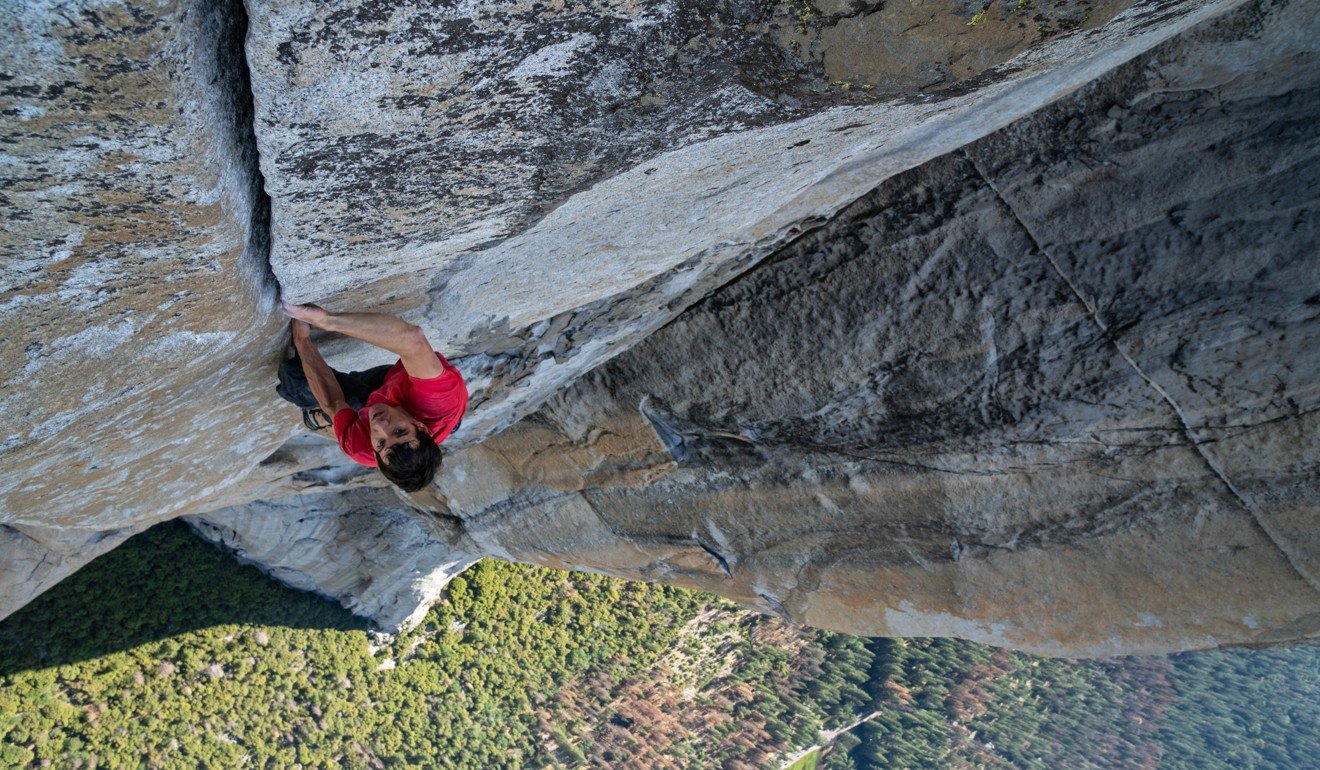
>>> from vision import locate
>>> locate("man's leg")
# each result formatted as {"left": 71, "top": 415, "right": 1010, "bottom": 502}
{"left": 276, "top": 355, "right": 320, "bottom": 409}
{"left": 339, "top": 364, "right": 393, "bottom": 410}
{"left": 276, "top": 355, "right": 334, "bottom": 430}
{"left": 276, "top": 356, "right": 390, "bottom": 430}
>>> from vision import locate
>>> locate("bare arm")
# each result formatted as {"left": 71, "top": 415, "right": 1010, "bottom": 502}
{"left": 291, "top": 320, "right": 350, "bottom": 416}
{"left": 283, "top": 302, "right": 444, "bottom": 379}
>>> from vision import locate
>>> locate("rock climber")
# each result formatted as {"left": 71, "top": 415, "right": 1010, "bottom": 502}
{"left": 275, "top": 302, "right": 467, "bottom": 492}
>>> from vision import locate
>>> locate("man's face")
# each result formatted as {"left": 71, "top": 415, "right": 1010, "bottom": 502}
{"left": 368, "top": 403, "right": 423, "bottom": 464}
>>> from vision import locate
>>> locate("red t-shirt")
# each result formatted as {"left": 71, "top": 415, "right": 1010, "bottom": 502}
{"left": 332, "top": 352, "right": 468, "bottom": 467}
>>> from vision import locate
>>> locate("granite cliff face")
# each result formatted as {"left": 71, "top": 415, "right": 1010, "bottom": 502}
{"left": 0, "top": 0, "right": 289, "bottom": 614}
{"left": 438, "top": 2, "right": 1320, "bottom": 655}
{"left": 2, "top": 0, "right": 1316, "bottom": 656}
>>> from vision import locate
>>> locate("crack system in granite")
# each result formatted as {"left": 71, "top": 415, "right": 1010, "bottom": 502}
{"left": 963, "top": 150, "right": 1320, "bottom": 595}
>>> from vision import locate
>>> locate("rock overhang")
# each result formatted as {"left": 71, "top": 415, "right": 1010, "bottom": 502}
{"left": 253, "top": 0, "right": 1252, "bottom": 445}
{"left": 2, "top": 0, "right": 1316, "bottom": 657}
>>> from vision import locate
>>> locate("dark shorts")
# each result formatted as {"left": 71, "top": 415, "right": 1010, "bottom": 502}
{"left": 275, "top": 355, "right": 393, "bottom": 413}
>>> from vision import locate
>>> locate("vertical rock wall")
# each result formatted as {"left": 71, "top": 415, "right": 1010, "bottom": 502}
{"left": 433, "top": 0, "right": 1320, "bottom": 655}
{"left": 249, "top": 0, "right": 1245, "bottom": 445}
{"left": 0, "top": 0, "right": 293, "bottom": 616}
{"left": 2, "top": 0, "right": 1315, "bottom": 655}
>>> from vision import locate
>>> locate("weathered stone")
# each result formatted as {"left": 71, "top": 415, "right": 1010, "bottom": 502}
{"left": 427, "top": 0, "right": 1320, "bottom": 655}
{"left": 0, "top": 0, "right": 301, "bottom": 554}
{"left": 186, "top": 488, "right": 476, "bottom": 630}
{"left": 2, "top": 0, "right": 1315, "bottom": 658}
{"left": 783, "top": 0, "right": 1138, "bottom": 94}
{"left": 250, "top": 0, "right": 1242, "bottom": 446}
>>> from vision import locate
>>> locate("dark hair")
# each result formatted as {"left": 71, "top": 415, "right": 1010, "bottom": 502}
{"left": 376, "top": 429, "right": 442, "bottom": 492}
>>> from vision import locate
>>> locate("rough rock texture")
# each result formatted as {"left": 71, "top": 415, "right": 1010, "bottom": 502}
{"left": 0, "top": 0, "right": 296, "bottom": 616}
{"left": 185, "top": 488, "right": 476, "bottom": 630}
{"left": 249, "top": 0, "right": 1142, "bottom": 305}
{"left": 783, "top": 0, "right": 1138, "bottom": 92}
{"left": 428, "top": 0, "right": 1320, "bottom": 655}
{"left": 250, "top": 0, "right": 1242, "bottom": 446}
{"left": 3, "top": 0, "right": 1316, "bottom": 655}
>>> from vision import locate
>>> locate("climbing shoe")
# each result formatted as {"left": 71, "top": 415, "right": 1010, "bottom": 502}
{"left": 302, "top": 407, "right": 332, "bottom": 432}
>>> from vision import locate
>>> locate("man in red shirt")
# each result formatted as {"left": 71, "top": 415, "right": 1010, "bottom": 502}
{"left": 278, "top": 302, "right": 468, "bottom": 492}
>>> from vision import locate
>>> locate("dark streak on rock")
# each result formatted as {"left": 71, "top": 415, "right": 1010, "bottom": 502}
{"left": 694, "top": 536, "right": 733, "bottom": 578}
{"left": 758, "top": 592, "right": 791, "bottom": 620}
{"left": 209, "top": 0, "right": 279, "bottom": 305}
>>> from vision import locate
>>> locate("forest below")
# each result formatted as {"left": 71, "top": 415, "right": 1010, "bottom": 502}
{"left": 0, "top": 522, "right": 1315, "bottom": 769}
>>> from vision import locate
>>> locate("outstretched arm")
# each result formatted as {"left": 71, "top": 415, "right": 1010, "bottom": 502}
{"left": 291, "top": 320, "right": 349, "bottom": 416}
{"left": 283, "top": 302, "right": 444, "bottom": 379}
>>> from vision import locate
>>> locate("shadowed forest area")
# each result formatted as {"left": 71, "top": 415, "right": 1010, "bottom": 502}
{"left": 0, "top": 522, "right": 1316, "bottom": 769}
